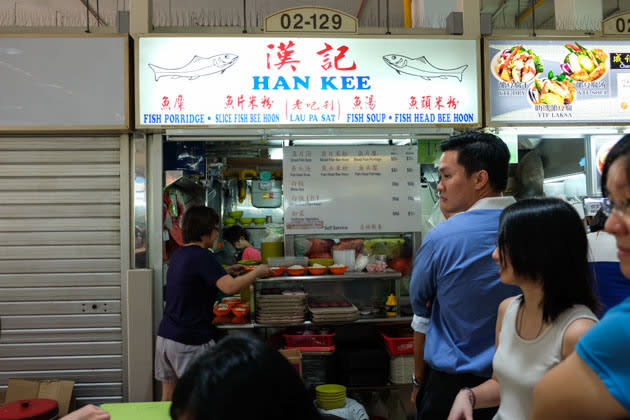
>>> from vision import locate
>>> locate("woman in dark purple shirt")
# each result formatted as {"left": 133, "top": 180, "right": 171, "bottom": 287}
{"left": 155, "top": 206, "right": 269, "bottom": 400}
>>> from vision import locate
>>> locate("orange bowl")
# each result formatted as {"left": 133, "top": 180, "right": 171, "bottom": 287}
{"left": 287, "top": 267, "right": 306, "bottom": 276}
{"left": 329, "top": 265, "right": 348, "bottom": 275}
{"left": 213, "top": 304, "right": 231, "bottom": 316}
{"left": 307, "top": 266, "right": 328, "bottom": 275}
{"left": 270, "top": 266, "right": 287, "bottom": 277}
{"left": 222, "top": 297, "right": 241, "bottom": 306}
{"left": 232, "top": 306, "right": 250, "bottom": 317}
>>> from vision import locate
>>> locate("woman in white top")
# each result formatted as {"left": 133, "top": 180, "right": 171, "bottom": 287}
{"left": 447, "top": 198, "right": 600, "bottom": 420}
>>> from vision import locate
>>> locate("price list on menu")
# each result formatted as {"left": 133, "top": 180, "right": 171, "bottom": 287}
{"left": 283, "top": 145, "right": 421, "bottom": 234}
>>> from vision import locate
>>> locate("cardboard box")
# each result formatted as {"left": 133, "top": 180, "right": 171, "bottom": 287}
{"left": 4, "top": 379, "right": 74, "bottom": 416}
{"left": 278, "top": 348, "right": 302, "bottom": 378}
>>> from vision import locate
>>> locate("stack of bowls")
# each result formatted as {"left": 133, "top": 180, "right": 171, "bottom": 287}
{"left": 315, "top": 384, "right": 346, "bottom": 410}
{"left": 227, "top": 211, "right": 243, "bottom": 226}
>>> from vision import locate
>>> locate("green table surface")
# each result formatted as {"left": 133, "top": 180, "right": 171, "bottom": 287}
{"left": 100, "top": 402, "right": 171, "bottom": 420}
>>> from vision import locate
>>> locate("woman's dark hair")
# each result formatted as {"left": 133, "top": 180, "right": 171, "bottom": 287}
{"left": 601, "top": 134, "right": 630, "bottom": 197}
{"left": 222, "top": 225, "right": 249, "bottom": 246}
{"left": 182, "top": 206, "right": 219, "bottom": 243}
{"left": 440, "top": 131, "right": 510, "bottom": 193}
{"left": 497, "top": 198, "right": 600, "bottom": 322}
{"left": 170, "top": 334, "right": 323, "bottom": 420}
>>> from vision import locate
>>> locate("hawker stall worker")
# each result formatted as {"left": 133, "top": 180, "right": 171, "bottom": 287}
{"left": 531, "top": 135, "right": 630, "bottom": 420}
{"left": 214, "top": 224, "right": 261, "bottom": 265}
{"left": 155, "top": 206, "right": 269, "bottom": 401}
{"left": 409, "top": 132, "right": 519, "bottom": 420}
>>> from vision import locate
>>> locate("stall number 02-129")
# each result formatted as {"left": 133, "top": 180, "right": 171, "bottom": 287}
{"left": 281, "top": 12, "right": 342, "bottom": 31}
{"left": 265, "top": 8, "right": 358, "bottom": 33}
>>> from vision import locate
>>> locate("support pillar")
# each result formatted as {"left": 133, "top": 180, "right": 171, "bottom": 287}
{"left": 554, "top": 0, "right": 602, "bottom": 31}
{"left": 458, "top": 0, "right": 481, "bottom": 37}
{"left": 411, "top": 0, "right": 457, "bottom": 28}
{"left": 130, "top": 0, "right": 152, "bottom": 34}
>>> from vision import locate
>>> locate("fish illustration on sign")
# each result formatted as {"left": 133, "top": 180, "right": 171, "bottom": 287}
{"left": 148, "top": 53, "right": 238, "bottom": 81}
{"left": 383, "top": 54, "right": 468, "bottom": 82}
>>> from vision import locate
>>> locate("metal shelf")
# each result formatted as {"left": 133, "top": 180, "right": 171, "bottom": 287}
{"left": 256, "top": 270, "right": 402, "bottom": 283}
{"left": 215, "top": 316, "right": 412, "bottom": 329}
{"left": 215, "top": 322, "right": 255, "bottom": 330}
{"left": 222, "top": 224, "right": 283, "bottom": 230}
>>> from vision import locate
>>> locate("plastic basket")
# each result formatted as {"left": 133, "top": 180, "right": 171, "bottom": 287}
{"left": 283, "top": 333, "right": 335, "bottom": 348}
{"left": 388, "top": 351, "right": 414, "bottom": 384}
{"left": 380, "top": 330, "right": 413, "bottom": 355}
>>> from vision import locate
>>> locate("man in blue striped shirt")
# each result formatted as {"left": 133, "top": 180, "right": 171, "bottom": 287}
{"left": 410, "top": 132, "right": 519, "bottom": 420}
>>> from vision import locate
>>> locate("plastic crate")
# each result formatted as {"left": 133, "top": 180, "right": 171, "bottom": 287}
{"left": 380, "top": 329, "right": 413, "bottom": 355}
{"left": 283, "top": 332, "right": 335, "bottom": 348}
{"left": 388, "top": 351, "right": 414, "bottom": 384}
{"left": 284, "top": 345, "right": 335, "bottom": 353}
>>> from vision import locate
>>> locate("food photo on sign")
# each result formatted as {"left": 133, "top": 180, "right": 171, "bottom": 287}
{"left": 487, "top": 39, "right": 630, "bottom": 124}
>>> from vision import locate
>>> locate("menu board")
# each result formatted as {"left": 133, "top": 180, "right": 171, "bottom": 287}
{"left": 137, "top": 36, "right": 479, "bottom": 127}
{"left": 487, "top": 39, "right": 630, "bottom": 124}
{"left": 283, "top": 145, "right": 421, "bottom": 234}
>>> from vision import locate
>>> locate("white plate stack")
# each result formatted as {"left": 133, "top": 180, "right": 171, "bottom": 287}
{"left": 255, "top": 291, "right": 307, "bottom": 324}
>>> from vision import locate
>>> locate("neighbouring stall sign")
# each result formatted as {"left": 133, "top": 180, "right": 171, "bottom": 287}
{"left": 265, "top": 7, "right": 358, "bottom": 34}
{"left": 602, "top": 12, "right": 630, "bottom": 36}
{"left": 283, "top": 145, "right": 421, "bottom": 234}
{"left": 487, "top": 39, "right": 630, "bottom": 124}
{"left": 138, "top": 37, "right": 479, "bottom": 127}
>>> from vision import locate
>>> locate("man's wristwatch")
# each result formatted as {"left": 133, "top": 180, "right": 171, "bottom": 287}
{"left": 412, "top": 374, "right": 421, "bottom": 388}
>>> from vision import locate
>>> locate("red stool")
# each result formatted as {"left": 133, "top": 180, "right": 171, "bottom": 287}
{"left": 0, "top": 399, "right": 59, "bottom": 420}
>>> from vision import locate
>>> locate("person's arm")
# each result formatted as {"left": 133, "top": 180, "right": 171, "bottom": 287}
{"left": 225, "top": 264, "right": 246, "bottom": 277}
{"left": 61, "top": 405, "right": 110, "bottom": 420}
{"left": 216, "top": 264, "right": 269, "bottom": 295}
{"left": 447, "top": 297, "right": 512, "bottom": 420}
{"left": 531, "top": 351, "right": 629, "bottom": 420}
{"left": 410, "top": 329, "right": 426, "bottom": 404}
{"left": 409, "top": 236, "right": 439, "bottom": 404}
{"left": 448, "top": 379, "right": 500, "bottom": 420}
{"left": 560, "top": 318, "right": 596, "bottom": 359}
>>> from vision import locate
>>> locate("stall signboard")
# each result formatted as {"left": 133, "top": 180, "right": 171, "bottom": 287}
{"left": 138, "top": 36, "right": 479, "bottom": 127}
{"left": 283, "top": 145, "right": 421, "bottom": 234}
{"left": 487, "top": 39, "right": 630, "bottom": 124}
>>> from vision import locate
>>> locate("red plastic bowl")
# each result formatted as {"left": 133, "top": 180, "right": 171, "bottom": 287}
{"left": 213, "top": 304, "right": 231, "bottom": 316}
{"left": 287, "top": 267, "right": 306, "bottom": 276}
{"left": 329, "top": 265, "right": 348, "bottom": 275}
{"left": 232, "top": 306, "right": 250, "bottom": 317}
{"left": 270, "top": 267, "right": 287, "bottom": 277}
{"left": 222, "top": 297, "right": 241, "bottom": 306}
{"left": 307, "top": 266, "right": 328, "bottom": 275}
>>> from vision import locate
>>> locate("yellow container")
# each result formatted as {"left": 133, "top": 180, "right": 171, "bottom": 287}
{"left": 240, "top": 284, "right": 251, "bottom": 306}
{"left": 261, "top": 241, "right": 283, "bottom": 264}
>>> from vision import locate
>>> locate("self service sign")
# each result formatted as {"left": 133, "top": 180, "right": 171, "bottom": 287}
{"left": 137, "top": 36, "right": 479, "bottom": 127}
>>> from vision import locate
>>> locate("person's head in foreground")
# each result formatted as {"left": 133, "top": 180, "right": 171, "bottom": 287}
{"left": 601, "top": 134, "right": 630, "bottom": 278}
{"left": 495, "top": 197, "right": 599, "bottom": 321}
{"left": 438, "top": 131, "right": 510, "bottom": 216}
{"left": 170, "top": 334, "right": 322, "bottom": 420}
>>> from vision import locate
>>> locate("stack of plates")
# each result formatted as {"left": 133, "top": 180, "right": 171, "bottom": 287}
{"left": 315, "top": 384, "right": 346, "bottom": 410}
{"left": 255, "top": 291, "right": 306, "bottom": 324}
{"left": 309, "top": 300, "right": 359, "bottom": 323}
